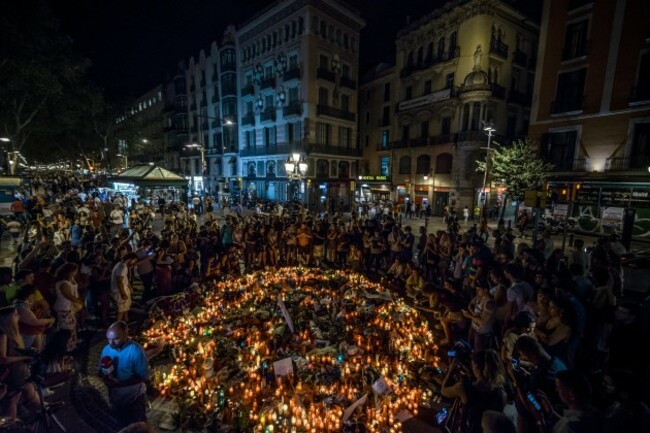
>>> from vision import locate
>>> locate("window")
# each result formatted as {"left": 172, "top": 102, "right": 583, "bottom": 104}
{"left": 317, "top": 159, "right": 329, "bottom": 177}
{"left": 245, "top": 130, "right": 254, "bottom": 149}
{"left": 365, "top": 111, "right": 370, "bottom": 124}
{"left": 471, "top": 102, "right": 481, "bottom": 131}
{"left": 407, "top": 51, "right": 414, "bottom": 67}
{"left": 398, "top": 156, "right": 411, "bottom": 174}
{"left": 221, "top": 74, "right": 236, "bottom": 95}
{"left": 288, "top": 87, "right": 299, "bottom": 103}
{"left": 401, "top": 125, "right": 410, "bottom": 143}
{"left": 435, "top": 153, "right": 453, "bottom": 174}
{"left": 441, "top": 117, "right": 451, "bottom": 135}
{"left": 316, "top": 122, "right": 331, "bottom": 145}
{"left": 426, "top": 43, "right": 433, "bottom": 61}
{"left": 420, "top": 121, "right": 429, "bottom": 138}
{"left": 318, "top": 87, "right": 329, "bottom": 105}
{"left": 630, "top": 123, "right": 650, "bottom": 168}
{"left": 338, "top": 161, "right": 349, "bottom": 178}
{"left": 416, "top": 155, "right": 431, "bottom": 174}
{"left": 437, "top": 37, "right": 445, "bottom": 60}
{"left": 319, "top": 54, "right": 328, "bottom": 69}
{"left": 264, "top": 95, "right": 273, "bottom": 108}
{"left": 381, "top": 130, "right": 389, "bottom": 147}
{"left": 417, "top": 47, "right": 424, "bottom": 66}
{"left": 449, "top": 32, "right": 457, "bottom": 55}
{"left": 289, "top": 54, "right": 298, "bottom": 70}
{"left": 424, "top": 80, "right": 431, "bottom": 95}
{"left": 553, "top": 68, "right": 586, "bottom": 112}
{"left": 563, "top": 20, "right": 588, "bottom": 59}
{"left": 405, "top": 86, "right": 412, "bottom": 100}
{"left": 342, "top": 64, "right": 350, "bottom": 78}
{"left": 446, "top": 73, "right": 455, "bottom": 89}
{"left": 382, "top": 106, "right": 390, "bottom": 126}
{"left": 380, "top": 156, "right": 390, "bottom": 176}
{"left": 384, "top": 83, "right": 391, "bottom": 102}
{"left": 542, "top": 131, "right": 577, "bottom": 169}
{"left": 264, "top": 127, "right": 276, "bottom": 146}
{"left": 341, "top": 94, "right": 350, "bottom": 111}
{"left": 339, "top": 127, "right": 351, "bottom": 148}
{"left": 286, "top": 123, "right": 295, "bottom": 144}
{"left": 320, "top": 21, "right": 327, "bottom": 38}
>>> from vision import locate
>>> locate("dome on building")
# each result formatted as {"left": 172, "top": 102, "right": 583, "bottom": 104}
{"left": 463, "top": 68, "right": 489, "bottom": 88}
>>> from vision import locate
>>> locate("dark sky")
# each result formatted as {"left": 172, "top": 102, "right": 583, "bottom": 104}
{"left": 49, "top": 0, "right": 445, "bottom": 99}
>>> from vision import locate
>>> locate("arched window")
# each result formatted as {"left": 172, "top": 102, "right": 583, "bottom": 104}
{"left": 471, "top": 102, "right": 481, "bottom": 131}
{"left": 267, "top": 161, "right": 276, "bottom": 178}
{"left": 435, "top": 153, "right": 453, "bottom": 174}
{"left": 248, "top": 162, "right": 257, "bottom": 177}
{"left": 338, "top": 161, "right": 349, "bottom": 178}
{"left": 449, "top": 32, "right": 457, "bottom": 55}
{"left": 316, "top": 159, "right": 329, "bottom": 178}
{"left": 398, "top": 156, "right": 411, "bottom": 174}
{"left": 437, "top": 37, "right": 445, "bottom": 60}
{"left": 416, "top": 155, "right": 431, "bottom": 174}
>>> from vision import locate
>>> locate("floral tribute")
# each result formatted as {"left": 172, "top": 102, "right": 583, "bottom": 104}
{"left": 142, "top": 267, "right": 442, "bottom": 432}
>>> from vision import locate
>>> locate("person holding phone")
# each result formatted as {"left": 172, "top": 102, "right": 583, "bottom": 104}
{"left": 440, "top": 349, "right": 507, "bottom": 433}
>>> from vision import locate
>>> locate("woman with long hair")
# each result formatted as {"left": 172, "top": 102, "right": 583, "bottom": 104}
{"left": 53, "top": 263, "right": 83, "bottom": 352}
{"left": 13, "top": 284, "right": 55, "bottom": 352}
{"left": 441, "top": 349, "right": 507, "bottom": 433}
{"left": 0, "top": 306, "right": 42, "bottom": 419}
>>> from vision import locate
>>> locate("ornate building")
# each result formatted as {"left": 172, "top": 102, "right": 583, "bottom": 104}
{"left": 359, "top": 0, "right": 539, "bottom": 214}
{"left": 236, "top": 0, "right": 365, "bottom": 210}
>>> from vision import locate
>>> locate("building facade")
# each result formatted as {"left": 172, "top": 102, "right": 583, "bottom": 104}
{"left": 359, "top": 0, "right": 539, "bottom": 215}
{"left": 236, "top": 0, "right": 365, "bottom": 210}
{"left": 162, "top": 62, "right": 189, "bottom": 174}
{"left": 528, "top": 0, "right": 650, "bottom": 237}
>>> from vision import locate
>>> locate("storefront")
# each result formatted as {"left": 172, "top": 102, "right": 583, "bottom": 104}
{"left": 357, "top": 175, "right": 391, "bottom": 203}
{"left": 413, "top": 184, "right": 430, "bottom": 205}
{"left": 110, "top": 165, "right": 188, "bottom": 204}
{"left": 548, "top": 180, "right": 650, "bottom": 238}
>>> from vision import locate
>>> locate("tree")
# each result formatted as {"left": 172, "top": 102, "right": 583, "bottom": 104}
{"left": 0, "top": 0, "right": 91, "bottom": 172}
{"left": 476, "top": 138, "right": 555, "bottom": 216}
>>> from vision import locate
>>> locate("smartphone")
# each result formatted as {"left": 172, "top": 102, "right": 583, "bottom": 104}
{"left": 526, "top": 392, "right": 542, "bottom": 411}
{"left": 511, "top": 357, "right": 520, "bottom": 372}
{"left": 447, "top": 350, "right": 456, "bottom": 358}
{"left": 435, "top": 407, "right": 449, "bottom": 425}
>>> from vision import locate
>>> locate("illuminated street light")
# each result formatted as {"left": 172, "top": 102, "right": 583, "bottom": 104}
{"left": 480, "top": 121, "right": 496, "bottom": 216}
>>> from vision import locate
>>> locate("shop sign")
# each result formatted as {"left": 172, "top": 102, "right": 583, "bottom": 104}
{"left": 358, "top": 175, "right": 390, "bottom": 182}
{"left": 398, "top": 88, "right": 452, "bottom": 111}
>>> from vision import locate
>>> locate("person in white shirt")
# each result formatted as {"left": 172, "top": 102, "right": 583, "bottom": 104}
{"left": 111, "top": 253, "right": 138, "bottom": 322}
{"left": 109, "top": 205, "right": 125, "bottom": 236}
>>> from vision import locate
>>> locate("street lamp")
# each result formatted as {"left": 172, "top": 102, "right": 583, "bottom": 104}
{"left": 480, "top": 121, "right": 496, "bottom": 216}
{"left": 284, "top": 152, "right": 308, "bottom": 201}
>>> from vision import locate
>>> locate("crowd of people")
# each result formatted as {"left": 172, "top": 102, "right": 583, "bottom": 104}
{"left": 0, "top": 172, "right": 648, "bottom": 433}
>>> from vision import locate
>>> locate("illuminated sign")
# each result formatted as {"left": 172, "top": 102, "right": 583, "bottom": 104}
{"left": 358, "top": 175, "right": 390, "bottom": 182}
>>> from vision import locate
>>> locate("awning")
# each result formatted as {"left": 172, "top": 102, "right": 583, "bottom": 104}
{"left": 110, "top": 165, "right": 187, "bottom": 187}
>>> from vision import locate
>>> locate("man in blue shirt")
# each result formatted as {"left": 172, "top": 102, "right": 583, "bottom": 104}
{"left": 98, "top": 321, "right": 150, "bottom": 427}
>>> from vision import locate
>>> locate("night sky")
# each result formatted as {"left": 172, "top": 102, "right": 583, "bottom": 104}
{"left": 48, "top": 0, "right": 446, "bottom": 99}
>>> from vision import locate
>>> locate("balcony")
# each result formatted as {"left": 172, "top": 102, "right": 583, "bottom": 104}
{"left": 508, "top": 89, "right": 532, "bottom": 105}
{"left": 374, "top": 134, "right": 458, "bottom": 151}
{"left": 491, "top": 84, "right": 506, "bottom": 99}
{"left": 260, "top": 77, "right": 276, "bottom": 90}
{"left": 241, "top": 112, "right": 255, "bottom": 126}
{"left": 630, "top": 86, "right": 650, "bottom": 104}
{"left": 605, "top": 156, "right": 650, "bottom": 171}
{"left": 308, "top": 144, "right": 362, "bottom": 157}
{"left": 283, "top": 67, "right": 301, "bottom": 81}
{"left": 240, "top": 142, "right": 306, "bottom": 157}
{"left": 490, "top": 38, "right": 509, "bottom": 59}
{"left": 317, "top": 104, "right": 355, "bottom": 122}
{"left": 458, "top": 131, "right": 488, "bottom": 142}
{"left": 340, "top": 76, "right": 357, "bottom": 89}
{"left": 240, "top": 84, "right": 254, "bottom": 97}
{"left": 446, "top": 46, "right": 460, "bottom": 61}
{"left": 549, "top": 158, "right": 590, "bottom": 171}
{"left": 260, "top": 107, "right": 276, "bottom": 122}
{"left": 316, "top": 67, "right": 336, "bottom": 82}
{"left": 562, "top": 42, "right": 589, "bottom": 60}
{"left": 283, "top": 101, "right": 302, "bottom": 117}
{"left": 513, "top": 49, "right": 528, "bottom": 68}
{"left": 550, "top": 96, "right": 584, "bottom": 114}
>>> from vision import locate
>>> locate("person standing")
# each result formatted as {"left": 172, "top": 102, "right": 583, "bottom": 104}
{"left": 134, "top": 241, "right": 155, "bottom": 303}
{"left": 111, "top": 253, "right": 137, "bottom": 323}
{"left": 99, "top": 321, "right": 150, "bottom": 428}
{"left": 463, "top": 206, "right": 470, "bottom": 224}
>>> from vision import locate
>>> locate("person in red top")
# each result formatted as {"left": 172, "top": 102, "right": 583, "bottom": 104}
{"left": 10, "top": 198, "right": 24, "bottom": 223}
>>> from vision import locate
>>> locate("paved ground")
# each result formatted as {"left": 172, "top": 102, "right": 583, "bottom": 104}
{"left": 1, "top": 210, "right": 648, "bottom": 433}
